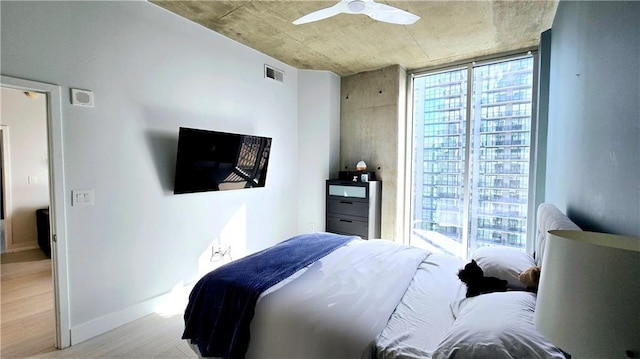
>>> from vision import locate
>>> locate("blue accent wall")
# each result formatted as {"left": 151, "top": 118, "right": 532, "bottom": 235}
{"left": 545, "top": 1, "right": 640, "bottom": 236}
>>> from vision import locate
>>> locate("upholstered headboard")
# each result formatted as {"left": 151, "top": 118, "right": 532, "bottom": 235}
{"left": 535, "top": 203, "right": 581, "bottom": 266}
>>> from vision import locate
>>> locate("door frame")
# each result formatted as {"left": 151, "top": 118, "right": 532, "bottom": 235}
{"left": 1, "top": 125, "right": 14, "bottom": 251}
{"left": 1, "top": 75, "right": 71, "bottom": 349}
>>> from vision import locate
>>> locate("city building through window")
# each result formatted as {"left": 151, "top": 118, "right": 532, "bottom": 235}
{"left": 409, "top": 54, "right": 536, "bottom": 258}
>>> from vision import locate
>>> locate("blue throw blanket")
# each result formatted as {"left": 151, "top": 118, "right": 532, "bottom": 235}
{"left": 182, "top": 232, "right": 358, "bottom": 358}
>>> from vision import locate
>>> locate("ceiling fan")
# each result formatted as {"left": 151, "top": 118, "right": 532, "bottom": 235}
{"left": 292, "top": 0, "right": 420, "bottom": 25}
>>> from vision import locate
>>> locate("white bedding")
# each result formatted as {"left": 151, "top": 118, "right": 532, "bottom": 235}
{"left": 433, "top": 292, "right": 566, "bottom": 359}
{"left": 375, "top": 255, "right": 465, "bottom": 359}
{"left": 245, "top": 239, "right": 430, "bottom": 359}
{"left": 189, "top": 205, "right": 575, "bottom": 359}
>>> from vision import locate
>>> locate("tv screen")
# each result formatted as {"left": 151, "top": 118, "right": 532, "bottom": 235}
{"left": 173, "top": 127, "right": 272, "bottom": 194}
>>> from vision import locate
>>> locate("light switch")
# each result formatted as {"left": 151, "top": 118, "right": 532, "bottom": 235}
{"left": 72, "top": 190, "right": 94, "bottom": 206}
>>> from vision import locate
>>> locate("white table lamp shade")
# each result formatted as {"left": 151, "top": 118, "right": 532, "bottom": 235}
{"left": 534, "top": 230, "right": 640, "bottom": 359}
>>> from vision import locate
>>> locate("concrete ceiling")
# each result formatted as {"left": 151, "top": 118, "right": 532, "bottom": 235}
{"left": 151, "top": 1, "right": 558, "bottom": 77}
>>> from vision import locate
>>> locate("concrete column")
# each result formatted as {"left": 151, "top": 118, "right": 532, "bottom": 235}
{"left": 340, "top": 65, "right": 406, "bottom": 241}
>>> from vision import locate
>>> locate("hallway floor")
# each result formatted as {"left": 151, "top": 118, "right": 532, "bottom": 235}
{"left": 1, "top": 249, "right": 56, "bottom": 358}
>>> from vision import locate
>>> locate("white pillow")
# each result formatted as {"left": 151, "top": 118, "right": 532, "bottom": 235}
{"left": 471, "top": 246, "right": 536, "bottom": 289}
{"left": 434, "top": 292, "right": 566, "bottom": 359}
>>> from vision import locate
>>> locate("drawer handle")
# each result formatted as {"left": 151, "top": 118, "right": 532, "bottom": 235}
{"left": 340, "top": 201, "right": 353, "bottom": 205}
{"left": 339, "top": 219, "right": 353, "bottom": 223}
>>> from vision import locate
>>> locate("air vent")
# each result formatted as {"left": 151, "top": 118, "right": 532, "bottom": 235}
{"left": 264, "top": 65, "right": 284, "bottom": 83}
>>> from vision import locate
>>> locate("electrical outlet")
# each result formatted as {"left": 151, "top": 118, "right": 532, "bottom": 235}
{"left": 309, "top": 223, "right": 316, "bottom": 231}
{"left": 210, "top": 243, "right": 232, "bottom": 262}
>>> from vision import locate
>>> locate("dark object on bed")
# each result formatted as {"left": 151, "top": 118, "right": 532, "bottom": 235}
{"left": 182, "top": 232, "right": 358, "bottom": 359}
{"left": 36, "top": 208, "right": 50, "bottom": 258}
{"left": 458, "top": 259, "right": 508, "bottom": 297}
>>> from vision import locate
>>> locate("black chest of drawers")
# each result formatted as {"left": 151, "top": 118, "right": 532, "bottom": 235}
{"left": 325, "top": 179, "right": 381, "bottom": 239}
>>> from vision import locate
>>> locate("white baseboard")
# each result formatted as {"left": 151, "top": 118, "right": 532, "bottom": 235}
{"left": 70, "top": 290, "right": 174, "bottom": 345}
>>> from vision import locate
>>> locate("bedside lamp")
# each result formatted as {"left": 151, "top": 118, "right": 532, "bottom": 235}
{"left": 534, "top": 230, "right": 640, "bottom": 358}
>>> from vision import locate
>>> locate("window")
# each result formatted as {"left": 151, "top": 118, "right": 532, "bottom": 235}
{"left": 408, "top": 54, "right": 537, "bottom": 258}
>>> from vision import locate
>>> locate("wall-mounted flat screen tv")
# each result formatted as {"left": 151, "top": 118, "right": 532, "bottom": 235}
{"left": 173, "top": 127, "right": 272, "bottom": 194}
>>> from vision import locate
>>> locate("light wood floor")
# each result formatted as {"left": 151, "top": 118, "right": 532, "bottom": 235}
{"left": 32, "top": 313, "right": 196, "bottom": 359}
{"left": 1, "top": 250, "right": 197, "bottom": 359}
{"left": 1, "top": 249, "right": 56, "bottom": 358}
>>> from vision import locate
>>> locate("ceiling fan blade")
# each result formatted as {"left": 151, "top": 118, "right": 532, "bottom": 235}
{"left": 366, "top": 2, "right": 420, "bottom": 25}
{"left": 292, "top": 2, "right": 348, "bottom": 25}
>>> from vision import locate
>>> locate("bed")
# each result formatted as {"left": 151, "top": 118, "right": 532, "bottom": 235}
{"left": 183, "top": 203, "right": 579, "bottom": 358}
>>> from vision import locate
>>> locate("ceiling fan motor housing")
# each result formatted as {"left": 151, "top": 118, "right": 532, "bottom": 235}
{"left": 347, "top": 0, "right": 366, "bottom": 13}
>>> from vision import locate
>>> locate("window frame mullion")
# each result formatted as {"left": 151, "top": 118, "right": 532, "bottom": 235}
{"left": 526, "top": 51, "right": 540, "bottom": 254}
{"left": 461, "top": 64, "right": 474, "bottom": 258}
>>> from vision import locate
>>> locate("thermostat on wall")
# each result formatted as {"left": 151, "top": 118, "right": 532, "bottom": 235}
{"left": 71, "top": 88, "right": 94, "bottom": 107}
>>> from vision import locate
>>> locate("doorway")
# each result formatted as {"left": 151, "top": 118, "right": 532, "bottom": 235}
{"left": 0, "top": 88, "right": 54, "bottom": 356}
{"left": 0, "top": 76, "right": 70, "bottom": 350}
{"left": 0, "top": 90, "right": 49, "bottom": 253}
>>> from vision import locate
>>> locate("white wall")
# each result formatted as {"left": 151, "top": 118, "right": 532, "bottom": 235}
{"left": 0, "top": 88, "right": 49, "bottom": 250}
{"left": 297, "top": 70, "right": 341, "bottom": 233}
{"left": 1, "top": 1, "right": 341, "bottom": 343}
